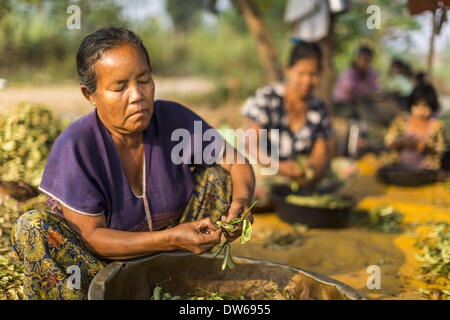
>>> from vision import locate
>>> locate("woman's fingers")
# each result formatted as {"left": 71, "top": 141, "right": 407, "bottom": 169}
{"left": 173, "top": 220, "right": 221, "bottom": 254}
{"left": 196, "top": 217, "right": 219, "bottom": 232}
{"left": 225, "top": 201, "right": 246, "bottom": 221}
{"left": 195, "top": 219, "right": 222, "bottom": 247}
{"left": 246, "top": 212, "right": 254, "bottom": 225}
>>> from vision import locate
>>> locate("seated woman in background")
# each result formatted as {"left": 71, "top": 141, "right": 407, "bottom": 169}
{"left": 332, "top": 46, "right": 380, "bottom": 153}
{"left": 332, "top": 45, "right": 380, "bottom": 114}
{"left": 383, "top": 78, "right": 446, "bottom": 170}
{"left": 241, "top": 40, "right": 357, "bottom": 209}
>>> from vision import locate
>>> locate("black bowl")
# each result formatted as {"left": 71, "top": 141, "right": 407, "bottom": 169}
{"left": 269, "top": 184, "right": 355, "bottom": 228}
{"left": 377, "top": 165, "right": 437, "bottom": 186}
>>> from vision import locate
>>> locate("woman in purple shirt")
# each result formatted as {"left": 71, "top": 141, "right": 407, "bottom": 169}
{"left": 333, "top": 45, "right": 380, "bottom": 105}
{"left": 11, "top": 27, "right": 255, "bottom": 300}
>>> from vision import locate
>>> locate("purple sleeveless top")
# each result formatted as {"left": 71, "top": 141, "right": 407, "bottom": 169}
{"left": 39, "top": 100, "right": 223, "bottom": 232}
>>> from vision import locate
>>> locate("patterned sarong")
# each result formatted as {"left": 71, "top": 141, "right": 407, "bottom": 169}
{"left": 11, "top": 165, "right": 232, "bottom": 300}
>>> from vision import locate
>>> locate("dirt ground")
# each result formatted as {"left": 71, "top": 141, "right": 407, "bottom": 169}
{"left": 1, "top": 82, "right": 449, "bottom": 300}
{"left": 0, "top": 77, "right": 217, "bottom": 120}
{"left": 232, "top": 154, "right": 449, "bottom": 300}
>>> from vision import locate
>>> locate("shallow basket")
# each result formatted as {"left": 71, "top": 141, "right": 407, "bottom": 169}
{"left": 88, "top": 252, "right": 368, "bottom": 300}
{"left": 377, "top": 165, "right": 437, "bottom": 186}
{"left": 270, "top": 184, "right": 355, "bottom": 228}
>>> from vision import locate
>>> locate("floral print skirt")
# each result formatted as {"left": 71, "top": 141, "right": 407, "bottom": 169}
{"left": 10, "top": 165, "right": 232, "bottom": 300}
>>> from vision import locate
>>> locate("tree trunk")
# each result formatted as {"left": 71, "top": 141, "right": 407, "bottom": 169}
{"left": 427, "top": 10, "right": 437, "bottom": 76}
{"left": 315, "top": 14, "right": 335, "bottom": 114}
{"left": 232, "top": 0, "right": 284, "bottom": 83}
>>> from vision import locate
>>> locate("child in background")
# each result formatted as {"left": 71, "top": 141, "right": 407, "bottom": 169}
{"left": 383, "top": 78, "right": 446, "bottom": 170}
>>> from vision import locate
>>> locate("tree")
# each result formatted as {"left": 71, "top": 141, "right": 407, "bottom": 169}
{"left": 426, "top": 7, "right": 448, "bottom": 75}
{"left": 166, "top": 0, "right": 205, "bottom": 34}
{"left": 231, "top": 0, "right": 284, "bottom": 83}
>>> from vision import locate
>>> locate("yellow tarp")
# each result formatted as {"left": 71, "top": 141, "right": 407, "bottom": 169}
{"left": 231, "top": 154, "right": 449, "bottom": 300}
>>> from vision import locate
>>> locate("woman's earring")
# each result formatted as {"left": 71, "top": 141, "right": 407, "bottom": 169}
{"left": 91, "top": 101, "right": 96, "bottom": 106}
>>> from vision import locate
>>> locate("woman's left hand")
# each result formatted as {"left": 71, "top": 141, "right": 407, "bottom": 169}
{"left": 221, "top": 198, "right": 254, "bottom": 242}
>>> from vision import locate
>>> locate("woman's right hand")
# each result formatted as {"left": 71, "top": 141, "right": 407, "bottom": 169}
{"left": 170, "top": 218, "right": 222, "bottom": 255}
{"left": 278, "top": 160, "right": 311, "bottom": 185}
{"left": 278, "top": 160, "right": 303, "bottom": 178}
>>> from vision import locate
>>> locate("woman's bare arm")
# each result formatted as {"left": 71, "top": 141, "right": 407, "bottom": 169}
{"left": 308, "top": 137, "right": 330, "bottom": 184}
{"left": 62, "top": 206, "right": 221, "bottom": 260}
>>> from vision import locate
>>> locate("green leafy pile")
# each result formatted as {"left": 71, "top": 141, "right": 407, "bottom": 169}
{"left": 285, "top": 194, "right": 352, "bottom": 209}
{"left": 0, "top": 194, "right": 48, "bottom": 252}
{"left": 150, "top": 286, "right": 251, "bottom": 300}
{"left": 0, "top": 256, "right": 24, "bottom": 300}
{"left": 367, "top": 204, "right": 404, "bottom": 233}
{"left": 0, "top": 104, "right": 68, "bottom": 186}
{"left": 150, "top": 283, "right": 292, "bottom": 300}
{"left": 0, "top": 195, "right": 48, "bottom": 300}
{"left": 263, "top": 224, "right": 308, "bottom": 250}
{"left": 150, "top": 285, "right": 182, "bottom": 300}
{"left": 414, "top": 222, "right": 450, "bottom": 300}
{"left": 211, "top": 201, "right": 256, "bottom": 271}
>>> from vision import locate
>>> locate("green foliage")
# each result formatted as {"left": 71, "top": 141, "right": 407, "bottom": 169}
{"left": 415, "top": 222, "right": 449, "bottom": 279}
{"left": 182, "top": 22, "right": 266, "bottom": 96}
{"left": 0, "top": 0, "right": 448, "bottom": 99}
{"left": 414, "top": 222, "right": 450, "bottom": 300}
{"left": 0, "top": 194, "right": 49, "bottom": 300}
{"left": 285, "top": 194, "right": 353, "bottom": 209}
{"left": 0, "top": 104, "right": 69, "bottom": 186}
{"left": 0, "top": 256, "right": 24, "bottom": 300}
{"left": 367, "top": 204, "right": 404, "bottom": 233}
{"left": 150, "top": 285, "right": 182, "bottom": 300}
{"left": 0, "top": 0, "right": 126, "bottom": 82}
{"left": 150, "top": 285, "right": 252, "bottom": 300}
{"left": 333, "top": 0, "right": 420, "bottom": 76}
{"left": 166, "top": 0, "right": 204, "bottom": 32}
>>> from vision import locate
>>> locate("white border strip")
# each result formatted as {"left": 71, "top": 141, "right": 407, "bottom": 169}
{"left": 38, "top": 187, "right": 105, "bottom": 217}
{"left": 141, "top": 153, "right": 153, "bottom": 231}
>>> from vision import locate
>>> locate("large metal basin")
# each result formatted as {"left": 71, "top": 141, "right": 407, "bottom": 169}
{"left": 88, "top": 252, "right": 368, "bottom": 300}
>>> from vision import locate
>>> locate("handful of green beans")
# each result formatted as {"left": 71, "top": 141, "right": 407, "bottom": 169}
{"left": 210, "top": 201, "right": 257, "bottom": 271}
{"left": 414, "top": 222, "right": 450, "bottom": 300}
{"left": 150, "top": 286, "right": 251, "bottom": 300}
{"left": 150, "top": 285, "right": 182, "bottom": 300}
{"left": 290, "top": 156, "right": 315, "bottom": 192}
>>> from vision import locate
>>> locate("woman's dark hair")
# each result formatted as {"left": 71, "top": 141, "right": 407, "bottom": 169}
{"left": 391, "top": 58, "right": 413, "bottom": 78}
{"left": 288, "top": 39, "right": 322, "bottom": 70}
{"left": 357, "top": 45, "right": 373, "bottom": 58}
{"left": 351, "top": 45, "right": 374, "bottom": 71}
{"left": 408, "top": 76, "right": 440, "bottom": 112}
{"left": 76, "top": 27, "right": 151, "bottom": 94}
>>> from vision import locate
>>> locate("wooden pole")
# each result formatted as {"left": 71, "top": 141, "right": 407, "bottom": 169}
{"left": 316, "top": 13, "right": 336, "bottom": 113}
{"left": 427, "top": 9, "right": 437, "bottom": 76}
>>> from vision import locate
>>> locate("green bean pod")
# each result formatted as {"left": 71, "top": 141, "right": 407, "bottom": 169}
{"left": 152, "top": 286, "right": 162, "bottom": 300}
{"left": 210, "top": 241, "right": 226, "bottom": 259}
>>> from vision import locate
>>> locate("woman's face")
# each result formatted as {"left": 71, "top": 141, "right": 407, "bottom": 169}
{"left": 284, "top": 58, "right": 320, "bottom": 99}
{"left": 411, "top": 100, "right": 432, "bottom": 119}
{"left": 84, "top": 44, "right": 155, "bottom": 135}
{"left": 354, "top": 53, "right": 372, "bottom": 72}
